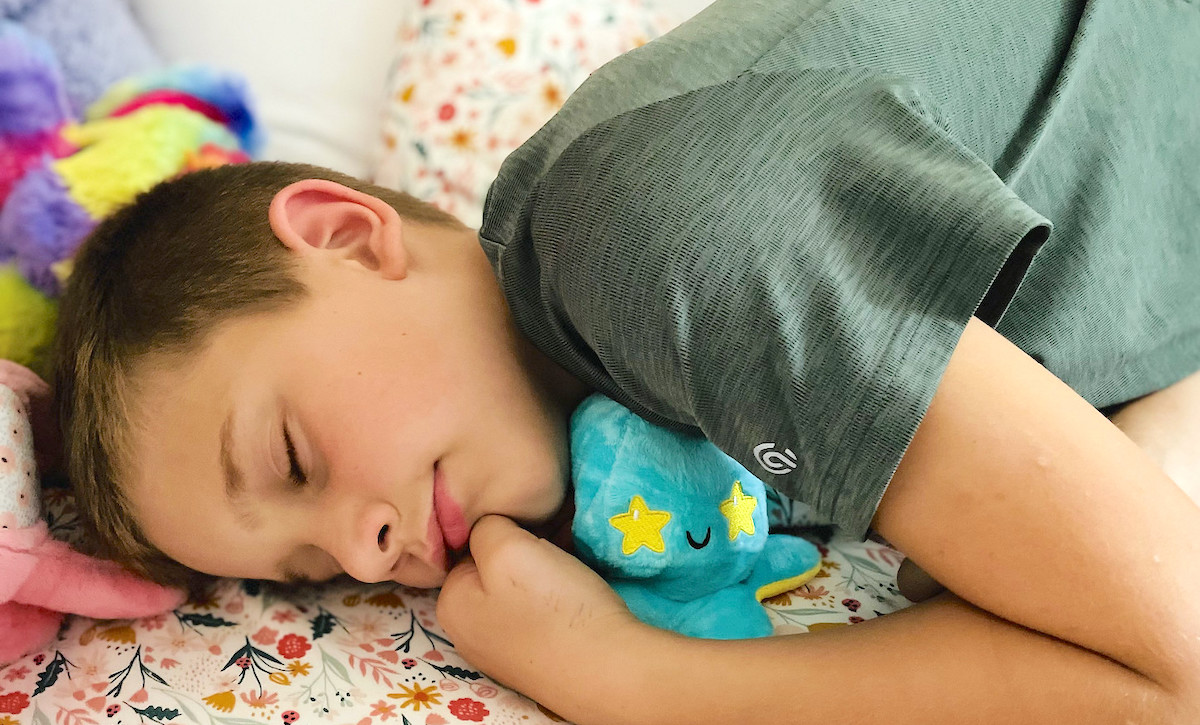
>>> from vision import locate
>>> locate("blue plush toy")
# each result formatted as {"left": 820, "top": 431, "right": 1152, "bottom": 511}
{"left": 571, "top": 393, "right": 823, "bottom": 639}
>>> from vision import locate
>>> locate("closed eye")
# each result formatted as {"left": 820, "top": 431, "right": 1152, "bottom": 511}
{"left": 283, "top": 423, "right": 308, "bottom": 487}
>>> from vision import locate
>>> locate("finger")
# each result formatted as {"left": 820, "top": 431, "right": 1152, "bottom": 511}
{"left": 466, "top": 515, "right": 540, "bottom": 570}
{"left": 440, "top": 555, "right": 481, "bottom": 595}
{"left": 436, "top": 556, "right": 483, "bottom": 637}
{"left": 467, "top": 515, "right": 582, "bottom": 596}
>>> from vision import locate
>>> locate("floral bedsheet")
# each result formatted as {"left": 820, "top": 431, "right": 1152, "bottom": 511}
{"left": 0, "top": 488, "right": 914, "bottom": 725}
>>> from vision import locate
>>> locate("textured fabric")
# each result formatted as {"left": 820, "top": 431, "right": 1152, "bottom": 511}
{"left": 0, "top": 485, "right": 910, "bottom": 724}
{"left": 480, "top": 0, "right": 1200, "bottom": 537}
{"left": 374, "top": 0, "right": 673, "bottom": 228}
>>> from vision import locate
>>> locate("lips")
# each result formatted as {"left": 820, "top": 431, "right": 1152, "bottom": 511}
{"left": 423, "top": 506, "right": 447, "bottom": 575}
{"left": 433, "top": 461, "right": 470, "bottom": 552}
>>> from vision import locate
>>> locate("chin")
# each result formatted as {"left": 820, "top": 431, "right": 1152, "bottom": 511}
{"left": 414, "top": 572, "right": 449, "bottom": 589}
{"left": 524, "top": 474, "right": 569, "bottom": 523}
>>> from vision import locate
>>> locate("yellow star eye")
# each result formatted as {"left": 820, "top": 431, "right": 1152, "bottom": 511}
{"left": 719, "top": 481, "right": 758, "bottom": 540}
{"left": 608, "top": 495, "right": 673, "bottom": 555}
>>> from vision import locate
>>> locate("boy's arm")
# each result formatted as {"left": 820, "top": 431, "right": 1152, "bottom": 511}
{"left": 620, "top": 316, "right": 1200, "bottom": 723}
{"left": 872, "top": 316, "right": 1200, "bottom": 699}
{"left": 438, "top": 317, "right": 1200, "bottom": 724}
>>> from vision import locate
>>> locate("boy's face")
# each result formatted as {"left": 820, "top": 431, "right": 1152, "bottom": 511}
{"left": 124, "top": 180, "right": 588, "bottom": 588}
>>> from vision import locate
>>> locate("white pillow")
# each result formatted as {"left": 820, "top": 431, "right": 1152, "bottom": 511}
{"left": 128, "top": 0, "right": 404, "bottom": 179}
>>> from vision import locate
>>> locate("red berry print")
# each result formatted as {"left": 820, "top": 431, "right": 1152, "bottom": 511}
{"left": 282, "top": 710, "right": 300, "bottom": 723}
{"left": 842, "top": 598, "right": 861, "bottom": 612}
{"left": 448, "top": 698, "right": 490, "bottom": 722}
{"left": 0, "top": 691, "right": 30, "bottom": 715}
{"left": 402, "top": 658, "right": 417, "bottom": 669}
{"left": 277, "top": 633, "right": 311, "bottom": 659}
{"left": 236, "top": 656, "right": 251, "bottom": 670}
{"left": 849, "top": 616, "right": 865, "bottom": 624}
{"left": 106, "top": 703, "right": 121, "bottom": 717}
{"left": 438, "top": 103, "right": 456, "bottom": 122}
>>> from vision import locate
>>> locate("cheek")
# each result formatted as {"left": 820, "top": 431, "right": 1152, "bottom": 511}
{"left": 132, "top": 482, "right": 248, "bottom": 578}
{"left": 495, "top": 431, "right": 569, "bottom": 515}
{"left": 303, "top": 370, "right": 455, "bottom": 481}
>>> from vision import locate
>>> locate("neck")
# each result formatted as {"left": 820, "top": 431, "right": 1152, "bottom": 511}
{"left": 447, "top": 225, "right": 593, "bottom": 417}
{"left": 517, "top": 335, "right": 593, "bottom": 417}
{"left": 447, "top": 226, "right": 590, "bottom": 552}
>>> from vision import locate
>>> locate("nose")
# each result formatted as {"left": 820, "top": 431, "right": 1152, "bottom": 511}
{"left": 332, "top": 501, "right": 402, "bottom": 583}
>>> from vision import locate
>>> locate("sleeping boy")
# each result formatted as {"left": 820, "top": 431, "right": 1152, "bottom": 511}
{"left": 50, "top": 0, "right": 1200, "bottom": 722}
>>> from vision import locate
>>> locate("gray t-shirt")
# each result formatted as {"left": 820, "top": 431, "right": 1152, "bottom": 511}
{"left": 478, "top": 0, "right": 1200, "bottom": 537}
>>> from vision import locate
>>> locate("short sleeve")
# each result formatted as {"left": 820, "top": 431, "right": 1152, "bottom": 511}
{"left": 514, "top": 69, "right": 1051, "bottom": 538}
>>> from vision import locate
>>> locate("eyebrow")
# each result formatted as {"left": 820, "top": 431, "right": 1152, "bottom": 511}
{"left": 220, "top": 409, "right": 261, "bottom": 531}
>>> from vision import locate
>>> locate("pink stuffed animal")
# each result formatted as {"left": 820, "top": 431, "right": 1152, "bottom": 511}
{"left": 0, "top": 360, "right": 185, "bottom": 666}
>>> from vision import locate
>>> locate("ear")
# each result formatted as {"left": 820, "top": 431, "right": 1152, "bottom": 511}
{"left": 268, "top": 179, "right": 407, "bottom": 280}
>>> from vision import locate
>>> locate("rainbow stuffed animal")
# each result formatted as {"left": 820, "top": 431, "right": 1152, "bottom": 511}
{"left": 0, "top": 21, "right": 258, "bottom": 375}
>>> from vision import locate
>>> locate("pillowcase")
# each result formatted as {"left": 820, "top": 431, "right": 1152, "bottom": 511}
{"left": 373, "top": 0, "right": 677, "bottom": 228}
{"left": 129, "top": 0, "right": 405, "bottom": 179}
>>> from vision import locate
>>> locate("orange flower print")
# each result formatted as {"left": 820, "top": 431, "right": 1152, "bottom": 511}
{"left": 288, "top": 661, "right": 312, "bottom": 677}
{"left": 796, "top": 584, "right": 830, "bottom": 600}
{"left": 450, "top": 129, "right": 475, "bottom": 151}
{"left": 764, "top": 591, "right": 793, "bottom": 606}
{"left": 241, "top": 689, "right": 278, "bottom": 708}
{"left": 496, "top": 37, "right": 517, "bottom": 57}
{"left": 367, "top": 592, "right": 405, "bottom": 609}
{"left": 203, "top": 691, "right": 235, "bottom": 713}
{"left": 542, "top": 81, "right": 564, "bottom": 109}
{"left": 388, "top": 683, "right": 442, "bottom": 711}
{"left": 93, "top": 624, "right": 137, "bottom": 644}
{"left": 371, "top": 700, "right": 398, "bottom": 720}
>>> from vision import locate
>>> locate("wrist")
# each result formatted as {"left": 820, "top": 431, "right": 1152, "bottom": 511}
{"left": 534, "top": 612, "right": 665, "bottom": 725}
{"left": 582, "top": 619, "right": 698, "bottom": 725}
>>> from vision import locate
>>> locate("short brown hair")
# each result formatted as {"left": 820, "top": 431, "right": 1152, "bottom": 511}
{"left": 53, "top": 162, "right": 465, "bottom": 597}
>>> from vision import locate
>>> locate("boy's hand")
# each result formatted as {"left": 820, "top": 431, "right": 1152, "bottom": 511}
{"left": 436, "top": 515, "right": 644, "bottom": 717}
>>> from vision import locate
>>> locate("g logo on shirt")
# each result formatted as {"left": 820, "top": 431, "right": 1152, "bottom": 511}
{"left": 754, "top": 442, "right": 798, "bottom": 475}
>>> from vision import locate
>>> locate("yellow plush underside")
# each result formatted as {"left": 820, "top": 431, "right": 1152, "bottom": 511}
{"left": 755, "top": 558, "right": 823, "bottom": 602}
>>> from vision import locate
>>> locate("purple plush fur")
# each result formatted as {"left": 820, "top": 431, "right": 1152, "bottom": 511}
{"left": 0, "top": 162, "right": 93, "bottom": 295}
{"left": 0, "top": 22, "right": 68, "bottom": 134}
